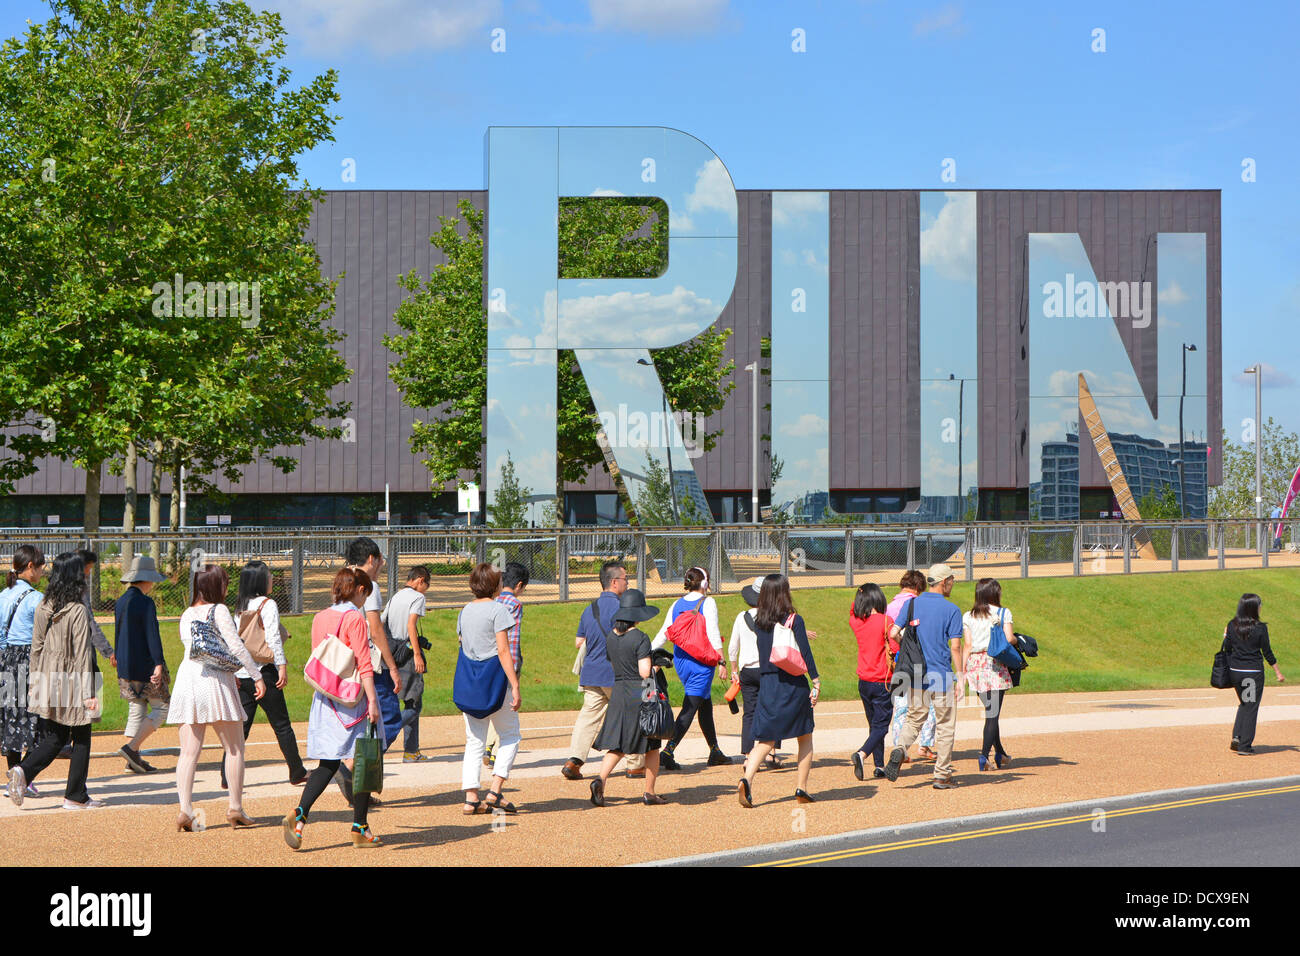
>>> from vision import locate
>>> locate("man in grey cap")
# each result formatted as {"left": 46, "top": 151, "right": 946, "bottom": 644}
{"left": 883, "top": 563, "right": 965, "bottom": 789}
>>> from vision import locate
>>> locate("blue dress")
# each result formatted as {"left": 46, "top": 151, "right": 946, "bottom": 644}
{"left": 665, "top": 595, "right": 717, "bottom": 697}
{"left": 752, "top": 614, "right": 818, "bottom": 741}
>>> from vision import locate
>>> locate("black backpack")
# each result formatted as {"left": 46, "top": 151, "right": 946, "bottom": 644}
{"left": 889, "top": 597, "right": 929, "bottom": 695}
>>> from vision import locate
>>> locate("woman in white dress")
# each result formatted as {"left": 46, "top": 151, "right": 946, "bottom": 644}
{"left": 168, "top": 564, "right": 264, "bottom": 832}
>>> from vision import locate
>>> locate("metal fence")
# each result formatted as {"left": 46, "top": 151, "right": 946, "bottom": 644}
{"left": 1, "top": 518, "right": 1294, "bottom": 617}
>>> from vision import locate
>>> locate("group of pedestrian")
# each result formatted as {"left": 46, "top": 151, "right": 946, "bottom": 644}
{"left": 1, "top": 537, "right": 1287, "bottom": 846}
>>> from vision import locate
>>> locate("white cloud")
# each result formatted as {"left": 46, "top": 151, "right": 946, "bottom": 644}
{"left": 588, "top": 0, "right": 729, "bottom": 34}
{"left": 1159, "top": 280, "right": 1190, "bottom": 305}
{"left": 1233, "top": 363, "right": 1296, "bottom": 389}
{"left": 914, "top": 3, "right": 965, "bottom": 37}
{"left": 778, "top": 413, "right": 828, "bottom": 437}
{"left": 560, "top": 285, "right": 721, "bottom": 347}
{"left": 589, "top": 188, "right": 625, "bottom": 196}
{"left": 772, "top": 192, "right": 827, "bottom": 227}
{"left": 683, "top": 157, "right": 736, "bottom": 223}
{"left": 802, "top": 247, "right": 828, "bottom": 277}
{"left": 258, "top": 0, "right": 501, "bottom": 56}
{"left": 920, "top": 191, "right": 975, "bottom": 281}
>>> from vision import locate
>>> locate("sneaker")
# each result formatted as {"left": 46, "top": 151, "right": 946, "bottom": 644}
{"left": 25, "top": 783, "right": 38, "bottom": 798}
{"left": 851, "top": 751, "right": 865, "bottom": 781}
{"left": 120, "top": 745, "right": 151, "bottom": 774}
{"left": 402, "top": 752, "right": 430, "bottom": 764}
{"left": 7, "top": 766, "right": 25, "bottom": 806}
{"left": 1237, "top": 745, "right": 1256, "bottom": 756}
{"left": 706, "top": 748, "right": 734, "bottom": 767}
{"left": 872, "top": 768, "right": 888, "bottom": 779}
{"left": 62, "top": 798, "right": 106, "bottom": 810}
{"left": 883, "top": 747, "right": 905, "bottom": 782}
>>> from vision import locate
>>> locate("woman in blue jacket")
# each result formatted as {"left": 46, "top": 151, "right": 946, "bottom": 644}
{"left": 1, "top": 546, "right": 46, "bottom": 781}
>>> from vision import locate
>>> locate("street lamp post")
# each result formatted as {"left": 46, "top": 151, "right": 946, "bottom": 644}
{"left": 1178, "top": 343, "right": 1197, "bottom": 517}
{"left": 745, "top": 361, "right": 759, "bottom": 523}
{"left": 1244, "top": 364, "right": 1263, "bottom": 551}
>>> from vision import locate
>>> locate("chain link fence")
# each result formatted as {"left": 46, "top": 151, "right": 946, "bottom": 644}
{"left": 1, "top": 519, "right": 1294, "bottom": 618}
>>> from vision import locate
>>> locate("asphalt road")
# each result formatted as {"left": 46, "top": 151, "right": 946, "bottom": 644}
{"left": 661, "top": 776, "right": 1300, "bottom": 867}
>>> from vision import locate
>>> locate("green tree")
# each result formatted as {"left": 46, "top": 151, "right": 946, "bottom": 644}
{"left": 0, "top": 0, "right": 347, "bottom": 531}
{"left": 634, "top": 453, "right": 677, "bottom": 527}
{"left": 1210, "top": 419, "right": 1300, "bottom": 518}
{"left": 488, "top": 453, "right": 532, "bottom": 528}
{"left": 386, "top": 197, "right": 735, "bottom": 524}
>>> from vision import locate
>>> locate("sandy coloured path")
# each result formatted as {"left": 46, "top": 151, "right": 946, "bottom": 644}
{"left": 2, "top": 687, "right": 1297, "bottom": 866}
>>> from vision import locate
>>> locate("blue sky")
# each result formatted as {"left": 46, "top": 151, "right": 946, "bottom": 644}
{"left": 5, "top": 0, "right": 1297, "bottom": 450}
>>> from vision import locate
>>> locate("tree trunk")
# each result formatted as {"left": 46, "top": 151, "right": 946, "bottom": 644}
{"left": 122, "top": 441, "right": 137, "bottom": 533}
{"left": 168, "top": 447, "right": 182, "bottom": 570}
{"left": 149, "top": 442, "right": 163, "bottom": 564}
{"left": 83, "top": 460, "right": 102, "bottom": 605}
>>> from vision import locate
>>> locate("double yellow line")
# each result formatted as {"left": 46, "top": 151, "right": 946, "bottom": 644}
{"left": 752, "top": 783, "right": 1300, "bottom": 867}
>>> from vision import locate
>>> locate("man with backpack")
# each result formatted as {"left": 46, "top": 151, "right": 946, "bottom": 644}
{"left": 561, "top": 561, "right": 644, "bottom": 780}
{"left": 883, "top": 563, "right": 965, "bottom": 789}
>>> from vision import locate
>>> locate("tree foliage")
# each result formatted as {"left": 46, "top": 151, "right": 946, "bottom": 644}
{"left": 1209, "top": 419, "right": 1300, "bottom": 518}
{"left": 487, "top": 453, "right": 532, "bottom": 528}
{"left": 0, "top": 0, "right": 348, "bottom": 522}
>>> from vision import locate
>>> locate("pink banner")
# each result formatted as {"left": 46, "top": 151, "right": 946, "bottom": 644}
{"left": 1274, "top": 463, "right": 1300, "bottom": 544}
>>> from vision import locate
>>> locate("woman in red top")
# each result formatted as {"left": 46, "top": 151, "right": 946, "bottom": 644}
{"left": 283, "top": 568, "right": 382, "bottom": 850}
{"left": 849, "top": 583, "right": 898, "bottom": 781}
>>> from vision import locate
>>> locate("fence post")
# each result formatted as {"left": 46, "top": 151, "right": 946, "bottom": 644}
{"left": 1170, "top": 524, "right": 1179, "bottom": 572}
{"left": 291, "top": 542, "right": 304, "bottom": 615}
{"left": 906, "top": 529, "right": 916, "bottom": 571}
{"left": 779, "top": 530, "right": 789, "bottom": 577}
{"left": 1261, "top": 521, "right": 1269, "bottom": 568}
{"left": 1072, "top": 523, "right": 1082, "bottom": 577}
{"left": 558, "top": 532, "right": 569, "bottom": 602}
{"left": 1020, "top": 525, "right": 1029, "bottom": 579}
{"left": 711, "top": 528, "right": 724, "bottom": 591}
{"left": 635, "top": 532, "right": 647, "bottom": 592}
{"left": 475, "top": 534, "right": 487, "bottom": 567}
{"left": 1217, "top": 523, "right": 1225, "bottom": 570}
{"left": 844, "top": 528, "right": 853, "bottom": 587}
{"left": 1122, "top": 525, "right": 1131, "bottom": 574}
{"left": 964, "top": 525, "right": 973, "bottom": 581}
{"left": 387, "top": 536, "right": 400, "bottom": 598}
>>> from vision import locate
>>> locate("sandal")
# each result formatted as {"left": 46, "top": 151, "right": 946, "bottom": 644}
{"left": 918, "top": 747, "right": 938, "bottom": 761}
{"left": 484, "top": 790, "right": 518, "bottom": 814}
{"left": 764, "top": 753, "right": 784, "bottom": 769}
{"left": 462, "top": 800, "right": 486, "bottom": 815}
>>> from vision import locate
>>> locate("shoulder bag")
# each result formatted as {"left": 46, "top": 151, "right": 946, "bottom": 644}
{"left": 451, "top": 607, "right": 509, "bottom": 719}
{"left": 638, "top": 669, "right": 675, "bottom": 739}
{"left": 770, "top": 612, "right": 808, "bottom": 676}
{"left": 1211, "top": 628, "right": 1232, "bottom": 689}
{"left": 304, "top": 608, "right": 365, "bottom": 705}
{"left": 987, "top": 608, "right": 1026, "bottom": 671}
{"left": 665, "top": 603, "right": 723, "bottom": 666}
{"left": 889, "top": 598, "right": 928, "bottom": 695}
{"left": 190, "top": 605, "right": 243, "bottom": 672}
{"left": 237, "top": 598, "right": 276, "bottom": 665}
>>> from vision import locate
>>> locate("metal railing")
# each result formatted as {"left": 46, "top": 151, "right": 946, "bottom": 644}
{"left": 1, "top": 518, "right": 1292, "bottom": 616}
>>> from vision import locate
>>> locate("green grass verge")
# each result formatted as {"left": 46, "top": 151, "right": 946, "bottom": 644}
{"left": 85, "top": 568, "right": 1297, "bottom": 733}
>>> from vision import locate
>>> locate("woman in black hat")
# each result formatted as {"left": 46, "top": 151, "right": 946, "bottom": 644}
{"left": 589, "top": 589, "right": 667, "bottom": 807}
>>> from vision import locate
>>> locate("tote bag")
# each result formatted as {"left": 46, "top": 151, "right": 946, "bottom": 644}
{"left": 237, "top": 598, "right": 276, "bottom": 665}
{"left": 190, "top": 605, "right": 242, "bottom": 672}
{"left": 451, "top": 608, "right": 509, "bottom": 718}
{"left": 987, "top": 609, "right": 1026, "bottom": 670}
{"left": 304, "top": 608, "right": 364, "bottom": 705}
{"left": 770, "top": 613, "right": 808, "bottom": 676}
{"left": 353, "top": 722, "right": 384, "bottom": 796}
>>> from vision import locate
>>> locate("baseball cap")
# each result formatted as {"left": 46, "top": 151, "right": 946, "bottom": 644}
{"left": 926, "top": 563, "right": 954, "bottom": 585}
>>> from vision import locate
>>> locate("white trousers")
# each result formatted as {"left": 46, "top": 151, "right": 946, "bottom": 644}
{"left": 462, "top": 704, "right": 522, "bottom": 791}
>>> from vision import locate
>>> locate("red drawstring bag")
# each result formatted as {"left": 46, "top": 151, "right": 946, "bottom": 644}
{"left": 664, "top": 608, "right": 722, "bottom": 666}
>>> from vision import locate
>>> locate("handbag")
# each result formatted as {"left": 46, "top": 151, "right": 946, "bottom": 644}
{"left": 889, "top": 598, "right": 928, "bottom": 695}
{"left": 189, "top": 605, "right": 243, "bottom": 672}
{"left": 880, "top": 612, "right": 897, "bottom": 679}
{"left": 304, "top": 608, "right": 365, "bottom": 705}
{"left": 237, "top": 597, "right": 276, "bottom": 665}
{"left": 1211, "top": 631, "right": 1232, "bottom": 689}
{"left": 638, "top": 672, "right": 675, "bottom": 740}
{"left": 665, "top": 605, "right": 723, "bottom": 666}
{"left": 451, "top": 611, "right": 508, "bottom": 718}
{"left": 352, "top": 721, "right": 384, "bottom": 796}
{"left": 770, "top": 613, "right": 808, "bottom": 676}
{"left": 987, "top": 609, "right": 1026, "bottom": 670}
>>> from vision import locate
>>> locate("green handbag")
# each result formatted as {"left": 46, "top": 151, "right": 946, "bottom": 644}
{"left": 353, "top": 721, "right": 384, "bottom": 796}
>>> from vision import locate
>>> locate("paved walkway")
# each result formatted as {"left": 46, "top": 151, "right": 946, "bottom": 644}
{"left": 2, "top": 687, "right": 1296, "bottom": 865}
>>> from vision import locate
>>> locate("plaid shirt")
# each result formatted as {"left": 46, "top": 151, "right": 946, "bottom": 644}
{"left": 496, "top": 590, "right": 523, "bottom": 673}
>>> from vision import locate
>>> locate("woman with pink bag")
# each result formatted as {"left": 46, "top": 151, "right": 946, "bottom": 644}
{"left": 737, "top": 574, "right": 820, "bottom": 808}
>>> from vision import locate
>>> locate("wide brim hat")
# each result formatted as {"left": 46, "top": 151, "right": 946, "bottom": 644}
{"left": 613, "top": 587, "right": 660, "bottom": 625}
{"left": 120, "top": 555, "right": 166, "bottom": 583}
{"left": 740, "top": 576, "right": 764, "bottom": 608}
